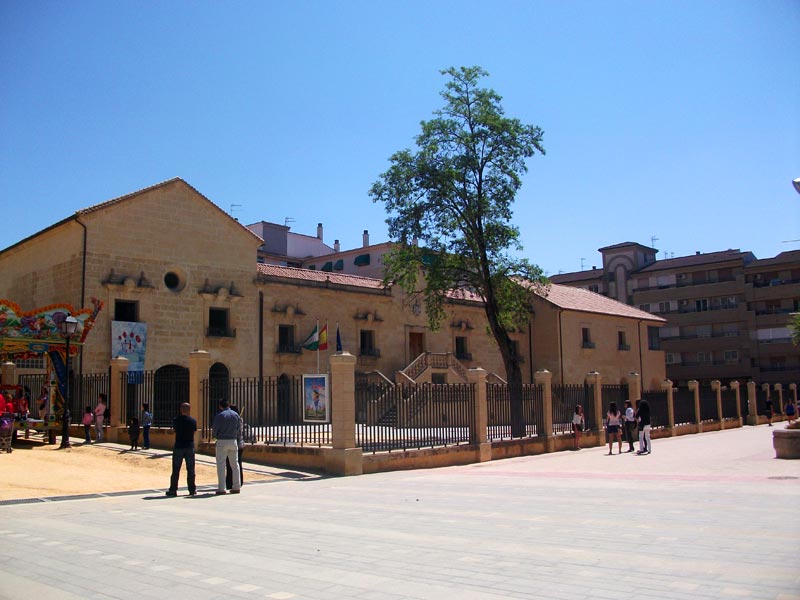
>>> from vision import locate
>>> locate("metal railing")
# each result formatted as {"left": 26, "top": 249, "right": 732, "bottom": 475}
{"left": 486, "top": 383, "right": 543, "bottom": 440}
{"left": 699, "top": 388, "right": 718, "bottom": 422}
{"left": 673, "top": 388, "right": 696, "bottom": 426}
{"left": 552, "top": 383, "right": 592, "bottom": 435}
{"left": 642, "top": 390, "right": 668, "bottom": 429}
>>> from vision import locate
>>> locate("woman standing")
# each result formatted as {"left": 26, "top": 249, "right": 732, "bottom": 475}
{"left": 572, "top": 405, "right": 585, "bottom": 450}
{"left": 606, "top": 402, "right": 623, "bottom": 455}
{"left": 94, "top": 394, "right": 107, "bottom": 442}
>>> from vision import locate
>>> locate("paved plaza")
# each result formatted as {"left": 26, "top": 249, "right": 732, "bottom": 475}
{"left": 1, "top": 425, "right": 798, "bottom": 600}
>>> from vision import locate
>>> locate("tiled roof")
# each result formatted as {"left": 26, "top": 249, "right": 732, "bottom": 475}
{"left": 256, "top": 264, "right": 387, "bottom": 290}
{"left": 549, "top": 269, "right": 603, "bottom": 284}
{"left": 747, "top": 250, "right": 800, "bottom": 268}
{"left": 636, "top": 249, "right": 753, "bottom": 273}
{"left": 527, "top": 283, "right": 665, "bottom": 322}
{"left": 599, "top": 241, "right": 657, "bottom": 253}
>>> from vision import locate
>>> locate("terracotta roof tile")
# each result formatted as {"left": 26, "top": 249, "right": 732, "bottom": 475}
{"left": 527, "top": 283, "right": 665, "bottom": 322}
{"left": 256, "top": 264, "right": 387, "bottom": 290}
{"left": 636, "top": 249, "right": 754, "bottom": 273}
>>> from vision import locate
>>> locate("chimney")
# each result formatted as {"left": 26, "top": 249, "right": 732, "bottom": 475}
{"left": 363, "top": 229, "right": 369, "bottom": 247}
{"left": 334, "top": 240, "right": 340, "bottom": 253}
{"left": 695, "top": 251, "right": 700, "bottom": 255}
{"left": 317, "top": 223, "right": 323, "bottom": 241}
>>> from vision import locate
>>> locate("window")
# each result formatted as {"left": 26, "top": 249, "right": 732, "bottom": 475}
{"left": 695, "top": 298, "right": 709, "bottom": 312}
{"left": 114, "top": 300, "right": 139, "bottom": 322}
{"left": 658, "top": 301, "right": 671, "bottom": 314}
{"left": 617, "top": 331, "right": 630, "bottom": 351}
{"left": 15, "top": 356, "right": 45, "bottom": 369}
{"left": 723, "top": 350, "right": 739, "bottom": 364}
{"left": 659, "top": 326, "right": 679, "bottom": 339}
{"left": 208, "top": 308, "right": 234, "bottom": 337}
{"left": 588, "top": 284, "right": 599, "bottom": 293}
{"left": 697, "top": 351, "right": 712, "bottom": 364}
{"left": 278, "top": 325, "right": 300, "bottom": 353}
{"left": 722, "top": 323, "right": 740, "bottom": 337}
{"left": 648, "top": 326, "right": 661, "bottom": 350}
{"left": 360, "top": 330, "right": 379, "bottom": 357}
{"left": 455, "top": 336, "right": 471, "bottom": 360}
{"left": 720, "top": 296, "right": 737, "bottom": 309}
{"left": 696, "top": 325, "right": 712, "bottom": 339}
{"left": 581, "top": 327, "right": 595, "bottom": 349}
{"left": 665, "top": 353, "right": 680, "bottom": 365}
{"left": 639, "top": 303, "right": 651, "bottom": 312}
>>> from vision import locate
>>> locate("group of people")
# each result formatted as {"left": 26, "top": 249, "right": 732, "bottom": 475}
{"left": 80, "top": 394, "right": 108, "bottom": 443}
{"left": 166, "top": 399, "right": 244, "bottom": 497}
{"left": 571, "top": 398, "right": 652, "bottom": 455}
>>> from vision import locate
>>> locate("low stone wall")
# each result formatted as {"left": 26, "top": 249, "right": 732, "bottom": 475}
{"left": 773, "top": 428, "right": 800, "bottom": 459}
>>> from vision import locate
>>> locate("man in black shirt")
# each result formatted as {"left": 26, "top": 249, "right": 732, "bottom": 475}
{"left": 166, "top": 402, "right": 197, "bottom": 496}
{"left": 636, "top": 398, "right": 651, "bottom": 455}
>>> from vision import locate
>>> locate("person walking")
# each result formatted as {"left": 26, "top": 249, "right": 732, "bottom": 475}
{"left": 141, "top": 403, "right": 152, "bottom": 449}
{"left": 128, "top": 417, "right": 140, "bottom": 450}
{"left": 636, "top": 398, "right": 652, "bottom": 455}
{"left": 765, "top": 393, "right": 774, "bottom": 427}
{"left": 166, "top": 402, "right": 197, "bottom": 497}
{"left": 82, "top": 406, "right": 94, "bottom": 444}
{"left": 225, "top": 405, "right": 245, "bottom": 491}
{"left": 94, "top": 394, "right": 107, "bottom": 442}
{"left": 622, "top": 400, "right": 636, "bottom": 452}
{"left": 212, "top": 399, "right": 241, "bottom": 495}
{"left": 606, "top": 402, "right": 623, "bottom": 455}
{"left": 572, "top": 405, "right": 585, "bottom": 450}
{"left": 785, "top": 398, "right": 797, "bottom": 424}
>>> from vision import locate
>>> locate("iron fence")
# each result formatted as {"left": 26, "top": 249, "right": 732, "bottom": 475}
{"left": 356, "top": 382, "right": 474, "bottom": 452}
{"left": 121, "top": 369, "right": 189, "bottom": 427}
{"left": 486, "top": 383, "right": 543, "bottom": 440}
{"left": 19, "top": 372, "right": 109, "bottom": 419}
{"left": 673, "top": 388, "right": 696, "bottom": 426}
{"left": 699, "top": 388, "right": 719, "bottom": 422}
{"left": 552, "top": 383, "right": 592, "bottom": 435}
{"left": 200, "top": 376, "right": 329, "bottom": 447}
{"left": 642, "top": 390, "right": 668, "bottom": 429}
{"left": 721, "top": 387, "right": 739, "bottom": 420}
{"left": 601, "top": 384, "right": 628, "bottom": 413}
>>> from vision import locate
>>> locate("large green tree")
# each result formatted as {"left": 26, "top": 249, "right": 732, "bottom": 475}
{"left": 370, "top": 66, "right": 547, "bottom": 437}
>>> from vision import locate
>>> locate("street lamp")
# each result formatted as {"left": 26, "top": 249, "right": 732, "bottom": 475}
{"left": 57, "top": 315, "right": 79, "bottom": 448}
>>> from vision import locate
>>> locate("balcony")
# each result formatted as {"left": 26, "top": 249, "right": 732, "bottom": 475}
{"left": 277, "top": 344, "right": 302, "bottom": 354}
{"left": 618, "top": 344, "right": 630, "bottom": 351}
{"left": 455, "top": 352, "right": 473, "bottom": 361}
{"left": 359, "top": 347, "right": 381, "bottom": 358}
{"left": 582, "top": 341, "right": 596, "bottom": 349}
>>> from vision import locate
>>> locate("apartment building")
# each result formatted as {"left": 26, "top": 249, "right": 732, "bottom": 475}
{"left": 550, "top": 242, "right": 800, "bottom": 386}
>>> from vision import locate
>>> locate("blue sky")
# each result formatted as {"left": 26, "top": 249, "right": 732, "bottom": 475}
{"left": 1, "top": 0, "right": 798, "bottom": 276}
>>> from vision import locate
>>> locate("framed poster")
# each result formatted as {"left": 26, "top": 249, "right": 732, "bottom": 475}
{"left": 302, "top": 374, "right": 329, "bottom": 423}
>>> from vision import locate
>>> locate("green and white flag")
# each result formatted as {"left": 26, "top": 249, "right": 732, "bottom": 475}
{"left": 302, "top": 323, "right": 320, "bottom": 350}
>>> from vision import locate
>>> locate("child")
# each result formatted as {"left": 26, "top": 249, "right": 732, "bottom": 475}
{"left": 786, "top": 398, "right": 796, "bottom": 424}
{"left": 128, "top": 417, "right": 140, "bottom": 450}
{"left": 82, "top": 406, "right": 94, "bottom": 444}
{"left": 142, "top": 403, "right": 152, "bottom": 449}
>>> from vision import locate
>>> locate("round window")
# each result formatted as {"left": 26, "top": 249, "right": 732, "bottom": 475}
{"left": 164, "top": 272, "right": 181, "bottom": 291}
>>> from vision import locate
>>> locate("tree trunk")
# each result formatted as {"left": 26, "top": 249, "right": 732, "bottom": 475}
{"left": 505, "top": 356, "right": 525, "bottom": 438}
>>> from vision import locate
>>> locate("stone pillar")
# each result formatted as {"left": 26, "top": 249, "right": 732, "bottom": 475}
{"left": 774, "top": 384, "right": 784, "bottom": 416}
{"left": 626, "top": 372, "right": 641, "bottom": 402}
{"left": 189, "top": 350, "right": 211, "bottom": 446}
{"left": 1, "top": 361, "right": 16, "bottom": 386}
{"left": 107, "top": 357, "right": 129, "bottom": 442}
{"left": 327, "top": 352, "right": 362, "bottom": 476}
{"left": 730, "top": 381, "right": 742, "bottom": 427}
{"left": 535, "top": 370, "right": 554, "bottom": 452}
{"left": 586, "top": 371, "right": 602, "bottom": 435}
{"left": 688, "top": 380, "right": 701, "bottom": 433}
{"left": 746, "top": 381, "right": 758, "bottom": 426}
{"left": 790, "top": 383, "right": 798, "bottom": 406}
{"left": 663, "top": 380, "right": 675, "bottom": 435}
{"left": 468, "top": 368, "right": 491, "bottom": 462}
{"left": 711, "top": 380, "right": 724, "bottom": 430}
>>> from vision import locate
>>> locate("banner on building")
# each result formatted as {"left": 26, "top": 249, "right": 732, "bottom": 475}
{"left": 302, "top": 374, "right": 329, "bottom": 423}
{"left": 112, "top": 321, "right": 147, "bottom": 383}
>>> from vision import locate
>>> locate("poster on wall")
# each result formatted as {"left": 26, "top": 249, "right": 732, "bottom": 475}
{"left": 111, "top": 321, "right": 147, "bottom": 383}
{"left": 302, "top": 374, "right": 329, "bottom": 423}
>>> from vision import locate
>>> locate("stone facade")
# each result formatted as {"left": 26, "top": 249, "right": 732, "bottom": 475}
{"left": 0, "top": 179, "right": 665, "bottom": 387}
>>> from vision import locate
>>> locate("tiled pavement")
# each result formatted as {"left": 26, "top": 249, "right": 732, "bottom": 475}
{"left": 1, "top": 424, "right": 798, "bottom": 600}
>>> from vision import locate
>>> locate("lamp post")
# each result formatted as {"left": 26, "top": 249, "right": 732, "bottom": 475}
{"left": 57, "top": 315, "right": 79, "bottom": 449}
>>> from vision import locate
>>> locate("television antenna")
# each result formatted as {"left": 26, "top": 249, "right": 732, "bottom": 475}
{"left": 284, "top": 217, "right": 296, "bottom": 227}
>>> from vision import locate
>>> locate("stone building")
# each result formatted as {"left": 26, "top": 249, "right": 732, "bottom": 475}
{"left": 0, "top": 179, "right": 665, "bottom": 388}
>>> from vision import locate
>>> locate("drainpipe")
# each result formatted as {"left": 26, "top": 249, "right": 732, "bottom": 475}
{"left": 558, "top": 308, "right": 564, "bottom": 386}
{"left": 527, "top": 318, "right": 534, "bottom": 383}
{"left": 258, "top": 291, "right": 264, "bottom": 423}
{"left": 638, "top": 319, "right": 644, "bottom": 386}
{"left": 76, "top": 215, "right": 87, "bottom": 377}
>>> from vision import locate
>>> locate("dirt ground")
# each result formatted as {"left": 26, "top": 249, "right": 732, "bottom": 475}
{"left": 0, "top": 436, "right": 277, "bottom": 501}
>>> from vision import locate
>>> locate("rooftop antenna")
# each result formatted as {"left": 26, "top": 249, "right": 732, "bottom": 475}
{"left": 580, "top": 258, "right": 586, "bottom": 270}
{"left": 229, "top": 204, "right": 242, "bottom": 222}
{"left": 284, "top": 217, "right": 296, "bottom": 228}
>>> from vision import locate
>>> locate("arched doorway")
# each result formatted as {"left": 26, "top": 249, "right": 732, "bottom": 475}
{"left": 277, "top": 373, "right": 293, "bottom": 424}
{"left": 208, "top": 362, "right": 230, "bottom": 420}
{"left": 153, "top": 364, "right": 189, "bottom": 426}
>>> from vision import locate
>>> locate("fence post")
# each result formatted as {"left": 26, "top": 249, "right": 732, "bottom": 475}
{"left": 746, "top": 381, "right": 757, "bottom": 425}
{"left": 586, "top": 371, "right": 602, "bottom": 440}
{"left": 688, "top": 380, "right": 701, "bottom": 433}
{"left": 108, "top": 357, "right": 129, "bottom": 442}
{"left": 327, "top": 351, "right": 363, "bottom": 476}
{"left": 711, "top": 380, "right": 723, "bottom": 430}
{"left": 663, "top": 379, "right": 675, "bottom": 436}
{"left": 189, "top": 350, "right": 211, "bottom": 445}
{"left": 730, "top": 381, "right": 742, "bottom": 427}
{"left": 774, "top": 384, "right": 784, "bottom": 418}
{"left": 626, "top": 372, "right": 641, "bottom": 402}
{"left": 535, "top": 370, "right": 554, "bottom": 452}
{"left": 468, "top": 368, "right": 491, "bottom": 462}
{"left": 1, "top": 361, "right": 16, "bottom": 386}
